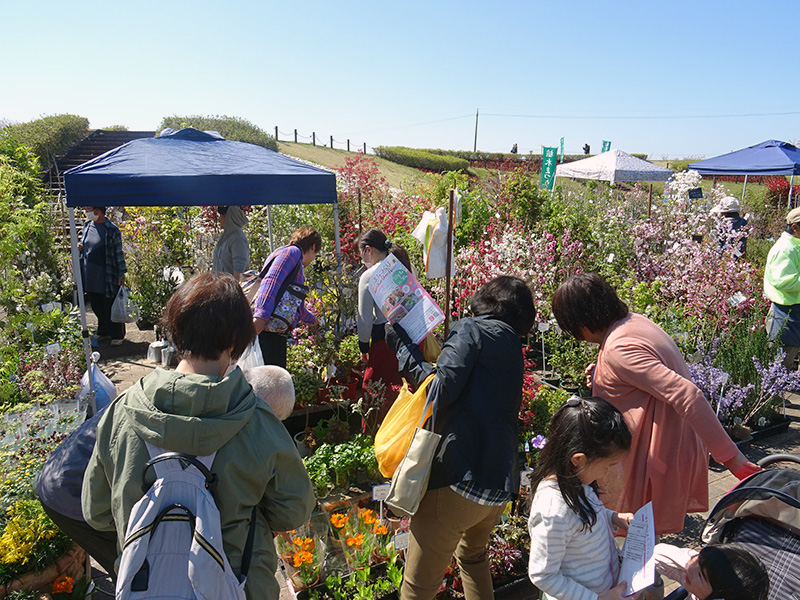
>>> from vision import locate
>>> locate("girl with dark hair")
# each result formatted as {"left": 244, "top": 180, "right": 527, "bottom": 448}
{"left": 551, "top": 273, "right": 758, "bottom": 536}
{"left": 385, "top": 275, "right": 535, "bottom": 600}
{"left": 252, "top": 226, "right": 322, "bottom": 367}
{"left": 356, "top": 228, "right": 412, "bottom": 391}
{"left": 653, "top": 543, "right": 769, "bottom": 600}
{"left": 528, "top": 396, "right": 634, "bottom": 600}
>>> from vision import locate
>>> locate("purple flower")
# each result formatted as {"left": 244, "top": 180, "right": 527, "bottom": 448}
{"left": 530, "top": 434, "right": 547, "bottom": 450}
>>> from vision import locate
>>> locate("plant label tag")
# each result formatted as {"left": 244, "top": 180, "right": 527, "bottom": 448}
{"left": 52, "top": 302, "right": 62, "bottom": 312}
{"left": 520, "top": 470, "right": 533, "bottom": 487}
{"left": 393, "top": 531, "right": 410, "bottom": 552}
{"left": 41, "top": 302, "right": 55, "bottom": 313}
{"left": 720, "top": 372, "right": 729, "bottom": 386}
{"left": 373, "top": 483, "right": 391, "bottom": 501}
{"left": 25, "top": 322, "right": 35, "bottom": 331}
{"left": 45, "top": 343, "right": 61, "bottom": 355}
{"left": 728, "top": 292, "right": 747, "bottom": 307}
{"left": 537, "top": 322, "right": 550, "bottom": 332}
{"left": 327, "top": 363, "right": 337, "bottom": 378}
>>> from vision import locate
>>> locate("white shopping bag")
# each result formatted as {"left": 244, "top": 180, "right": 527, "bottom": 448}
{"left": 111, "top": 287, "right": 139, "bottom": 323}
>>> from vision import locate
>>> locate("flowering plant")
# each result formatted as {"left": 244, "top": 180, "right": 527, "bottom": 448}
{"left": 274, "top": 528, "right": 326, "bottom": 589}
{"left": 51, "top": 574, "right": 94, "bottom": 600}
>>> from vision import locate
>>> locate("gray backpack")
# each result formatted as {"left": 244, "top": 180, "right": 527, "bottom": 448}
{"left": 115, "top": 443, "right": 256, "bottom": 600}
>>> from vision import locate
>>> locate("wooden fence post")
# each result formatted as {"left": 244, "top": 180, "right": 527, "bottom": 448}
{"left": 275, "top": 126, "right": 278, "bottom": 141}
{"left": 330, "top": 135, "right": 333, "bottom": 148}
{"left": 312, "top": 132, "right": 316, "bottom": 146}
{"left": 347, "top": 139, "right": 350, "bottom": 152}
{"left": 294, "top": 129, "right": 297, "bottom": 143}
{"left": 363, "top": 142, "right": 366, "bottom": 154}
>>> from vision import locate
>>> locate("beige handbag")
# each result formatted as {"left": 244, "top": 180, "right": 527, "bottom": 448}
{"left": 385, "top": 392, "right": 440, "bottom": 516}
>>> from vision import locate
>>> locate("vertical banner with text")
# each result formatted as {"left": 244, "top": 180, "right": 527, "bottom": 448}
{"left": 541, "top": 147, "right": 558, "bottom": 192}
{"left": 602, "top": 140, "right": 612, "bottom": 153}
{"left": 559, "top": 137, "right": 565, "bottom": 163}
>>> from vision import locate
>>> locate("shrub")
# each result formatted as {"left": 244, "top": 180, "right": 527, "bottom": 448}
{"left": 374, "top": 146, "right": 469, "bottom": 172}
{"left": 158, "top": 115, "right": 278, "bottom": 151}
{"left": 765, "top": 176, "right": 791, "bottom": 206}
{"left": 1, "top": 115, "right": 89, "bottom": 167}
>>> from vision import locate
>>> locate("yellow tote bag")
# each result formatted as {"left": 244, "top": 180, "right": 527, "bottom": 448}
{"left": 374, "top": 373, "right": 436, "bottom": 478}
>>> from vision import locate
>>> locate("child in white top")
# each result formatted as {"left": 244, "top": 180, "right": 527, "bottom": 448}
{"left": 528, "top": 396, "right": 634, "bottom": 600}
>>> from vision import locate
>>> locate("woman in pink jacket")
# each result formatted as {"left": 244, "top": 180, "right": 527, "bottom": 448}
{"left": 551, "top": 273, "right": 759, "bottom": 535}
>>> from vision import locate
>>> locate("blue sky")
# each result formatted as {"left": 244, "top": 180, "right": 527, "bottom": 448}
{"left": 3, "top": 0, "right": 799, "bottom": 158}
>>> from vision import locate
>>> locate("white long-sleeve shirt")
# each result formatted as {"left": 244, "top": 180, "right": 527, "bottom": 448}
{"left": 528, "top": 480, "right": 620, "bottom": 600}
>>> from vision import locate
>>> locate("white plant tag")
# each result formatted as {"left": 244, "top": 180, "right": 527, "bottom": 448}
{"left": 393, "top": 531, "right": 410, "bottom": 551}
{"left": 372, "top": 483, "right": 391, "bottom": 501}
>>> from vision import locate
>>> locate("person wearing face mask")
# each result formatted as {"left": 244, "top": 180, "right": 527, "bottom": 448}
{"left": 357, "top": 228, "right": 413, "bottom": 393}
{"left": 78, "top": 206, "right": 127, "bottom": 345}
{"left": 82, "top": 272, "right": 315, "bottom": 599}
{"left": 212, "top": 205, "right": 250, "bottom": 280}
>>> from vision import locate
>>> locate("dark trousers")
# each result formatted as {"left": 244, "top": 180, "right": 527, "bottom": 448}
{"left": 40, "top": 501, "right": 118, "bottom": 579}
{"left": 86, "top": 291, "right": 125, "bottom": 340}
{"left": 259, "top": 331, "right": 288, "bottom": 368}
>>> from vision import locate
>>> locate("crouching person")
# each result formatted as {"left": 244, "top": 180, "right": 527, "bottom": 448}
{"left": 81, "top": 272, "right": 315, "bottom": 600}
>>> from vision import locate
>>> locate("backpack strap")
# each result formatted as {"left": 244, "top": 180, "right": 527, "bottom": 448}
{"left": 142, "top": 443, "right": 217, "bottom": 494}
{"left": 240, "top": 507, "right": 258, "bottom": 579}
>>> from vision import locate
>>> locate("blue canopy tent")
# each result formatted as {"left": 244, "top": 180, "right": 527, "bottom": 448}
{"left": 63, "top": 128, "right": 339, "bottom": 408}
{"left": 689, "top": 140, "right": 800, "bottom": 207}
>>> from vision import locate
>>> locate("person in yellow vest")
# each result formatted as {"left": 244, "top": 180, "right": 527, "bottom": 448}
{"left": 764, "top": 207, "right": 800, "bottom": 370}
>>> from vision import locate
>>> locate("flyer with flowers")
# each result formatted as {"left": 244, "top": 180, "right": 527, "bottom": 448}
{"left": 368, "top": 254, "right": 445, "bottom": 345}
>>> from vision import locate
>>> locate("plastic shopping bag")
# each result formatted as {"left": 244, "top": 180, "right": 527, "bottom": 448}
{"left": 374, "top": 373, "right": 435, "bottom": 478}
{"left": 236, "top": 340, "right": 264, "bottom": 371}
{"left": 76, "top": 353, "right": 118, "bottom": 411}
{"left": 110, "top": 287, "right": 139, "bottom": 323}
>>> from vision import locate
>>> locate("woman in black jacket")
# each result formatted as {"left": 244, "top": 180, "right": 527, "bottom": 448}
{"left": 386, "top": 275, "right": 535, "bottom": 600}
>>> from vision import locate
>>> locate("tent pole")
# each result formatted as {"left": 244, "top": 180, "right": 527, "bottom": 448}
{"left": 648, "top": 184, "right": 653, "bottom": 220}
{"left": 742, "top": 174, "right": 748, "bottom": 204}
{"left": 790, "top": 175, "right": 795, "bottom": 208}
{"left": 443, "top": 189, "right": 455, "bottom": 338}
{"left": 267, "top": 205, "right": 275, "bottom": 253}
{"left": 333, "top": 200, "right": 342, "bottom": 258}
{"left": 68, "top": 205, "right": 97, "bottom": 415}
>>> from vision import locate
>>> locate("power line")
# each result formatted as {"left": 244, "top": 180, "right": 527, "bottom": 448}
{"left": 482, "top": 110, "right": 800, "bottom": 120}
{"left": 336, "top": 113, "right": 474, "bottom": 136}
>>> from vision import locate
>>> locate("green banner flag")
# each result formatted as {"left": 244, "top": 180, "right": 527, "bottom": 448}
{"left": 541, "top": 147, "right": 558, "bottom": 191}
{"left": 602, "top": 140, "right": 611, "bottom": 153}
{"left": 559, "top": 137, "right": 565, "bottom": 163}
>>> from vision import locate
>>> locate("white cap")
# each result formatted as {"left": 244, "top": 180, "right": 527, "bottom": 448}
{"left": 712, "top": 196, "right": 740, "bottom": 213}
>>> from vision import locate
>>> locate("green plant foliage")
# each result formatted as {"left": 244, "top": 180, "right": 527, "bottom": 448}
{"left": 158, "top": 115, "right": 278, "bottom": 151}
{"left": 102, "top": 124, "right": 129, "bottom": 131}
{"left": 374, "top": 146, "right": 469, "bottom": 173}
{"left": 1, "top": 115, "right": 89, "bottom": 167}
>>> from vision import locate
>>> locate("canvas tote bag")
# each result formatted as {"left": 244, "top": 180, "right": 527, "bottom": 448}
{"left": 385, "top": 391, "right": 440, "bottom": 516}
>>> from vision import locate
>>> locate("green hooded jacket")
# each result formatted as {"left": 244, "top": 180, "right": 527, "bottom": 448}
{"left": 764, "top": 231, "right": 800, "bottom": 306}
{"left": 82, "top": 366, "right": 315, "bottom": 600}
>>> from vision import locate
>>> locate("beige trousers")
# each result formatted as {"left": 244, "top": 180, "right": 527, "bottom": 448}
{"left": 400, "top": 486, "right": 506, "bottom": 600}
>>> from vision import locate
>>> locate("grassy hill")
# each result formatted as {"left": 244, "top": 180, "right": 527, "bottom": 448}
{"left": 277, "top": 141, "right": 435, "bottom": 190}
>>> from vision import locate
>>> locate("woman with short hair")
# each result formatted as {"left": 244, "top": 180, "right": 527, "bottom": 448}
{"left": 82, "top": 272, "right": 315, "bottom": 600}
{"left": 386, "top": 275, "right": 535, "bottom": 600}
{"left": 551, "top": 272, "right": 758, "bottom": 535}
{"left": 252, "top": 226, "right": 322, "bottom": 367}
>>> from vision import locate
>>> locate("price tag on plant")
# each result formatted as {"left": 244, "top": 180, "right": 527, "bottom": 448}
{"left": 728, "top": 292, "right": 747, "bottom": 307}
{"left": 393, "top": 531, "right": 410, "bottom": 552}
{"left": 372, "top": 483, "right": 391, "bottom": 501}
{"left": 45, "top": 343, "right": 61, "bottom": 355}
{"left": 720, "top": 372, "right": 729, "bottom": 386}
{"left": 537, "top": 322, "right": 550, "bottom": 332}
{"left": 41, "top": 302, "right": 55, "bottom": 313}
{"left": 520, "top": 470, "right": 533, "bottom": 487}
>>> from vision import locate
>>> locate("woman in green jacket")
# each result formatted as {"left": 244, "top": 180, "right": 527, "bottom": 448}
{"left": 82, "top": 272, "right": 315, "bottom": 600}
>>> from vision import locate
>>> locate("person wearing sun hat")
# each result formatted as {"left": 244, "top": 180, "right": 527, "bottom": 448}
{"left": 711, "top": 195, "right": 748, "bottom": 257}
{"left": 764, "top": 206, "right": 800, "bottom": 369}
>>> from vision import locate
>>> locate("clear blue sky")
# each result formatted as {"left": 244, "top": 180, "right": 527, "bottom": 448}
{"left": 3, "top": 0, "right": 799, "bottom": 159}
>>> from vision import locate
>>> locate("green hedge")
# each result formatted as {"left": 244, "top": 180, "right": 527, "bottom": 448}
{"left": 374, "top": 146, "right": 469, "bottom": 172}
{"left": 159, "top": 115, "right": 278, "bottom": 151}
{"left": 1, "top": 114, "right": 89, "bottom": 167}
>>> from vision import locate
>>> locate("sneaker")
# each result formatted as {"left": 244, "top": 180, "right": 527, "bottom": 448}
{"left": 110, "top": 339, "right": 124, "bottom": 346}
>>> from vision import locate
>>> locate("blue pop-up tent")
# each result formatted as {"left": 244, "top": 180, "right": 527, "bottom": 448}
{"left": 689, "top": 140, "right": 800, "bottom": 206}
{"left": 63, "top": 128, "right": 339, "bottom": 408}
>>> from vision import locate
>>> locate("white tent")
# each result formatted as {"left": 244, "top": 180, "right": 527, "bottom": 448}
{"left": 555, "top": 149, "right": 673, "bottom": 183}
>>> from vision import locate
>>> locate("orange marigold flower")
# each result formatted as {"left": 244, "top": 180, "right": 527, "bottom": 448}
{"left": 330, "top": 513, "right": 349, "bottom": 528}
{"left": 293, "top": 551, "right": 314, "bottom": 567}
{"left": 373, "top": 523, "right": 388, "bottom": 535}
{"left": 53, "top": 576, "right": 74, "bottom": 594}
{"left": 360, "top": 508, "right": 377, "bottom": 525}
{"left": 346, "top": 533, "right": 364, "bottom": 547}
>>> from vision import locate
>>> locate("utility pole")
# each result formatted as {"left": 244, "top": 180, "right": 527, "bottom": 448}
{"left": 473, "top": 108, "right": 479, "bottom": 152}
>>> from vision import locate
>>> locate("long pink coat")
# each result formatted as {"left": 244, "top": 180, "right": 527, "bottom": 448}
{"left": 592, "top": 314, "right": 739, "bottom": 534}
